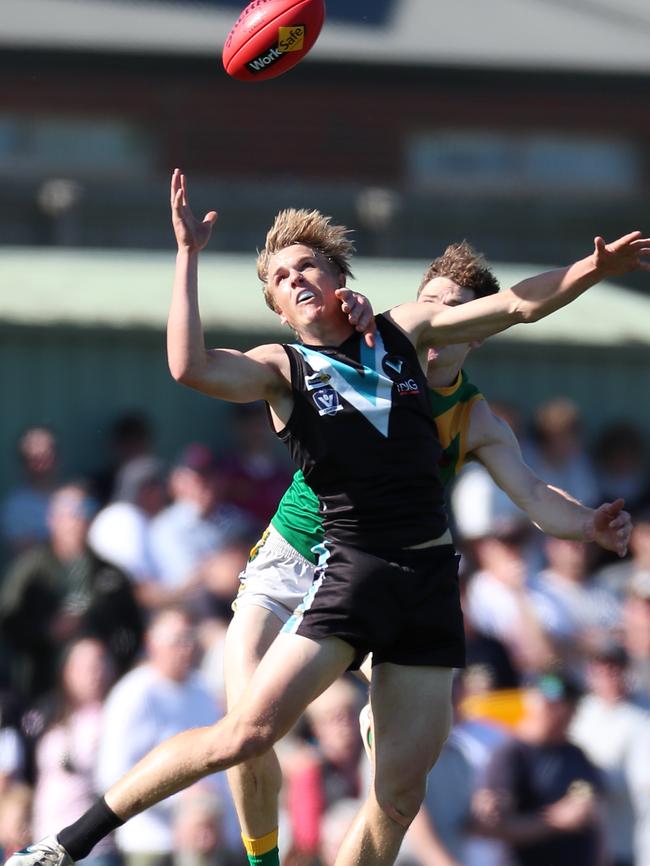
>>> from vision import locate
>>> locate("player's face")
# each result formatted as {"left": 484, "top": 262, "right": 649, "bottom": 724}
{"left": 418, "top": 276, "right": 478, "bottom": 366}
{"left": 267, "top": 244, "right": 344, "bottom": 333}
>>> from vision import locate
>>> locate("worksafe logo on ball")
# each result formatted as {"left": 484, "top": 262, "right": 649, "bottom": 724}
{"left": 246, "top": 25, "right": 306, "bottom": 73}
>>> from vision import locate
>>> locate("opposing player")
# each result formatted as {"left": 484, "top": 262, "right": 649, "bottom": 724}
{"left": 7, "top": 170, "right": 648, "bottom": 866}
{"left": 225, "top": 240, "right": 632, "bottom": 866}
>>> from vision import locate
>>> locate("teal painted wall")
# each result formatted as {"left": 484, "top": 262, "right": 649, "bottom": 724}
{"left": 1, "top": 323, "right": 648, "bottom": 500}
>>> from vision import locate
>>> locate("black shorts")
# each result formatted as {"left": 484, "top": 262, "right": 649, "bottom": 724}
{"left": 282, "top": 540, "right": 465, "bottom": 670}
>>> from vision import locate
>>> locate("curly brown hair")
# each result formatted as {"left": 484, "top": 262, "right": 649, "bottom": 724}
{"left": 417, "top": 241, "right": 500, "bottom": 299}
{"left": 257, "top": 209, "right": 355, "bottom": 312}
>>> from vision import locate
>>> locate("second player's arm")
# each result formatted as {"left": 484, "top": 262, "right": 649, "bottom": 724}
{"left": 390, "top": 231, "right": 649, "bottom": 346}
{"left": 468, "top": 401, "right": 631, "bottom": 556}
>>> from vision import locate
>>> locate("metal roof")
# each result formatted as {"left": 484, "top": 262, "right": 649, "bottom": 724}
{"left": 3, "top": 0, "right": 650, "bottom": 73}
{"left": 1, "top": 247, "right": 649, "bottom": 346}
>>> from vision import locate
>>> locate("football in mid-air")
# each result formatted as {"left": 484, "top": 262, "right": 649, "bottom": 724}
{"left": 223, "top": 0, "right": 325, "bottom": 82}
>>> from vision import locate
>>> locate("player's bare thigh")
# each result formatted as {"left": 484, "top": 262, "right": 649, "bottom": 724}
{"left": 224, "top": 604, "right": 286, "bottom": 707}
{"left": 370, "top": 663, "right": 453, "bottom": 818}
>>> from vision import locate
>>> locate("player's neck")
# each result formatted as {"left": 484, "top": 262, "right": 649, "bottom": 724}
{"left": 296, "top": 319, "right": 355, "bottom": 348}
{"left": 426, "top": 360, "right": 462, "bottom": 389}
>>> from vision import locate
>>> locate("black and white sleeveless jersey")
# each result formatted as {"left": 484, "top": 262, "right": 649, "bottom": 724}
{"left": 276, "top": 313, "right": 448, "bottom": 551}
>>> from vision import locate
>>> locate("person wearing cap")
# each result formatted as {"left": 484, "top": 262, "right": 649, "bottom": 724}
{"left": 570, "top": 642, "right": 650, "bottom": 866}
{"left": 0, "top": 482, "right": 143, "bottom": 701}
{"left": 473, "top": 670, "right": 605, "bottom": 866}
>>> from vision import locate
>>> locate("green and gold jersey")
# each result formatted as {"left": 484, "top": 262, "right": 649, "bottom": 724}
{"left": 270, "top": 369, "right": 484, "bottom": 563}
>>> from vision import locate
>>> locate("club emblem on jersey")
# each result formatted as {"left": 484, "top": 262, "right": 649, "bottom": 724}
{"left": 382, "top": 355, "right": 404, "bottom": 376}
{"left": 312, "top": 386, "right": 342, "bottom": 416}
{"left": 382, "top": 354, "right": 420, "bottom": 395}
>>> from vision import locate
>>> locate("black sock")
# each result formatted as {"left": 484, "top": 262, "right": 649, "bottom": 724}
{"left": 57, "top": 797, "right": 124, "bottom": 861}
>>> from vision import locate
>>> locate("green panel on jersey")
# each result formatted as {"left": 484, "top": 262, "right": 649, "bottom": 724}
{"left": 270, "top": 470, "right": 323, "bottom": 563}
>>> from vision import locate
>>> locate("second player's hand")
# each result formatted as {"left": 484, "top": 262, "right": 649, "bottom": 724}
{"left": 336, "top": 288, "right": 376, "bottom": 348}
{"left": 592, "top": 231, "right": 650, "bottom": 276}
{"left": 171, "top": 168, "right": 218, "bottom": 253}
{"left": 585, "top": 498, "right": 632, "bottom": 557}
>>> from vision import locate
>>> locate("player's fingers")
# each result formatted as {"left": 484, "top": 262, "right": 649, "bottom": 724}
{"left": 616, "top": 229, "right": 643, "bottom": 244}
{"left": 170, "top": 168, "right": 180, "bottom": 205}
{"left": 363, "top": 330, "right": 375, "bottom": 349}
{"left": 203, "top": 211, "right": 218, "bottom": 225}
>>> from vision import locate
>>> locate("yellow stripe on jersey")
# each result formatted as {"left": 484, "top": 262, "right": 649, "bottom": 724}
{"left": 430, "top": 370, "right": 484, "bottom": 485}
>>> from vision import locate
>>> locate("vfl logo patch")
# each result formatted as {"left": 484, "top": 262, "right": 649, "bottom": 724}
{"left": 246, "top": 24, "right": 306, "bottom": 73}
{"left": 312, "top": 386, "right": 342, "bottom": 416}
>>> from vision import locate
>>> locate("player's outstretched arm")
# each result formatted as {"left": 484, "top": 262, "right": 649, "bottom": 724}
{"left": 168, "top": 169, "right": 290, "bottom": 405}
{"left": 391, "top": 231, "right": 650, "bottom": 347}
{"left": 468, "top": 401, "right": 632, "bottom": 557}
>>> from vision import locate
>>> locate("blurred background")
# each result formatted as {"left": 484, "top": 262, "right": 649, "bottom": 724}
{"left": 1, "top": 2, "right": 650, "bottom": 866}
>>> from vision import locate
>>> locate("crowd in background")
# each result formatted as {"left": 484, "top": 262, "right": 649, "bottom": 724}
{"left": 1, "top": 396, "right": 650, "bottom": 866}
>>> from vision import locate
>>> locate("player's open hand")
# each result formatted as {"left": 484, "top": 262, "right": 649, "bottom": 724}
{"left": 585, "top": 497, "right": 632, "bottom": 557}
{"left": 592, "top": 231, "right": 650, "bottom": 276}
{"left": 171, "top": 168, "right": 218, "bottom": 253}
{"left": 336, "top": 288, "right": 376, "bottom": 348}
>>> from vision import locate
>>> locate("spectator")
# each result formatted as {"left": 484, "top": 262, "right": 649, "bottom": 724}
{"left": 95, "top": 606, "right": 238, "bottom": 866}
{"left": 531, "top": 538, "right": 621, "bottom": 678}
{"left": 570, "top": 643, "right": 649, "bottom": 866}
{"left": 620, "top": 569, "right": 650, "bottom": 699}
{"left": 0, "top": 482, "right": 143, "bottom": 700}
{"left": 463, "top": 519, "right": 555, "bottom": 675}
{"left": 148, "top": 444, "right": 255, "bottom": 602}
{"left": 92, "top": 412, "right": 156, "bottom": 507}
{"left": 88, "top": 456, "right": 168, "bottom": 612}
{"left": 31, "top": 637, "right": 120, "bottom": 866}
{"left": 218, "top": 402, "right": 292, "bottom": 529}
{"left": 285, "top": 677, "right": 368, "bottom": 861}
{"left": 473, "top": 671, "right": 605, "bottom": 866}
{"left": 0, "top": 426, "right": 59, "bottom": 557}
{"left": 173, "top": 786, "right": 244, "bottom": 866}
{"left": 525, "top": 398, "right": 599, "bottom": 507}
{"left": 593, "top": 421, "right": 650, "bottom": 517}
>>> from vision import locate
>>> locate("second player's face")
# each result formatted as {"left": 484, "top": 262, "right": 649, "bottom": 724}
{"left": 267, "top": 244, "right": 344, "bottom": 334}
{"left": 418, "top": 276, "right": 478, "bottom": 366}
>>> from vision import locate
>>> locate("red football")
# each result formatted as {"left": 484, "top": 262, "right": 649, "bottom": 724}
{"left": 223, "top": 0, "right": 325, "bottom": 82}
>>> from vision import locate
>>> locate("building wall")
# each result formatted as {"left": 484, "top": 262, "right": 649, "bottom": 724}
{"left": 1, "top": 50, "right": 649, "bottom": 280}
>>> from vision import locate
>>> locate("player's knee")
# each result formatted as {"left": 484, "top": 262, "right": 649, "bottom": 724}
{"left": 205, "top": 712, "right": 277, "bottom": 769}
{"left": 375, "top": 773, "right": 427, "bottom": 828}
